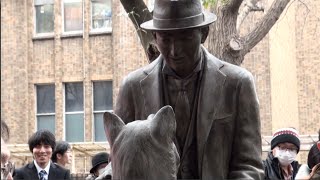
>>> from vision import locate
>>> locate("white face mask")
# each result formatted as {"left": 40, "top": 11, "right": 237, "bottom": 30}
{"left": 274, "top": 147, "right": 297, "bottom": 166}
{"left": 98, "top": 168, "right": 105, "bottom": 176}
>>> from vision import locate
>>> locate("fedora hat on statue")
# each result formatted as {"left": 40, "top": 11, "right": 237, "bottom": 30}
{"left": 140, "top": 0, "right": 217, "bottom": 31}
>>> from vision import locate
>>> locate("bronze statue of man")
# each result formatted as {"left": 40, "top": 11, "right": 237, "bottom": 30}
{"left": 114, "top": 0, "right": 264, "bottom": 179}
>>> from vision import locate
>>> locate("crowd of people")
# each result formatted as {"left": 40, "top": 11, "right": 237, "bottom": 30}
{"left": 1, "top": 121, "right": 110, "bottom": 180}
{"left": 1, "top": 119, "right": 319, "bottom": 180}
{"left": 263, "top": 128, "right": 320, "bottom": 180}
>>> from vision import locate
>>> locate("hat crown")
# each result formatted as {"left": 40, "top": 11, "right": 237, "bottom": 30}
{"left": 140, "top": 0, "right": 216, "bottom": 30}
{"left": 272, "top": 128, "right": 299, "bottom": 139}
{"left": 154, "top": 0, "right": 202, "bottom": 20}
{"left": 90, "top": 152, "right": 109, "bottom": 173}
{"left": 92, "top": 152, "right": 108, "bottom": 166}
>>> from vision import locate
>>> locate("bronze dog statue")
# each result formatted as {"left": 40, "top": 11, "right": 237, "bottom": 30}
{"left": 103, "top": 105, "right": 179, "bottom": 180}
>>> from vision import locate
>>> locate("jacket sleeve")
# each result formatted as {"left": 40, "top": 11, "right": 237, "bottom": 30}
{"left": 114, "top": 76, "right": 135, "bottom": 124}
{"left": 13, "top": 167, "right": 27, "bottom": 180}
{"left": 228, "top": 71, "right": 265, "bottom": 179}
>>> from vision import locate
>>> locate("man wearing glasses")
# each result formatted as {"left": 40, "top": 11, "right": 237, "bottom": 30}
{"left": 1, "top": 120, "right": 14, "bottom": 180}
{"left": 263, "top": 127, "right": 302, "bottom": 180}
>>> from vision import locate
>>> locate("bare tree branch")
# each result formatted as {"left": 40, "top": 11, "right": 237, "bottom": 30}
{"left": 240, "top": 0, "right": 291, "bottom": 55}
{"left": 120, "top": 0, "right": 159, "bottom": 62}
{"left": 226, "top": 0, "right": 244, "bottom": 13}
{"left": 236, "top": 0, "right": 264, "bottom": 32}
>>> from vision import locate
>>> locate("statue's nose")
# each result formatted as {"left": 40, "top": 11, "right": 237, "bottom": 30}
{"left": 169, "top": 39, "right": 182, "bottom": 57}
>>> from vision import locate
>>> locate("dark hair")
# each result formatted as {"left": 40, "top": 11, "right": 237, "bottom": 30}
{"left": 51, "top": 141, "right": 71, "bottom": 162}
{"left": 28, "top": 129, "right": 56, "bottom": 153}
{"left": 318, "top": 128, "right": 320, "bottom": 141}
{"left": 308, "top": 142, "right": 320, "bottom": 169}
{"left": 1, "top": 120, "right": 10, "bottom": 142}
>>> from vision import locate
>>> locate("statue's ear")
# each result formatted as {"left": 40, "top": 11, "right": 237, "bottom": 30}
{"left": 150, "top": 105, "right": 176, "bottom": 144}
{"left": 103, "top": 112, "right": 125, "bottom": 147}
{"left": 200, "top": 26, "right": 209, "bottom": 44}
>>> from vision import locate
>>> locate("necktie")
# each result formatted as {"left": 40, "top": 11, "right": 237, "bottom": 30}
{"left": 39, "top": 170, "right": 47, "bottom": 180}
{"left": 174, "top": 80, "right": 191, "bottom": 152}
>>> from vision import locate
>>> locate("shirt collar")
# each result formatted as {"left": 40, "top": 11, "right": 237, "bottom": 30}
{"left": 34, "top": 160, "right": 50, "bottom": 175}
{"left": 280, "top": 163, "right": 293, "bottom": 179}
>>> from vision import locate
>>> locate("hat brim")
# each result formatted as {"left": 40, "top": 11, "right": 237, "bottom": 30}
{"left": 140, "top": 12, "right": 217, "bottom": 31}
{"left": 89, "top": 160, "right": 108, "bottom": 173}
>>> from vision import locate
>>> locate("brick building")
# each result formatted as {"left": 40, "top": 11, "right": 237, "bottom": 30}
{"left": 1, "top": 0, "right": 319, "bottom": 174}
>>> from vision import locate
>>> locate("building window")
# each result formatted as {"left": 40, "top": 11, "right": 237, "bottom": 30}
{"left": 93, "top": 81, "right": 112, "bottom": 141}
{"left": 36, "top": 84, "right": 55, "bottom": 134}
{"left": 63, "top": 0, "right": 83, "bottom": 33}
{"left": 91, "top": 0, "right": 112, "bottom": 32}
{"left": 65, "top": 82, "right": 84, "bottom": 142}
{"left": 34, "top": 0, "right": 54, "bottom": 34}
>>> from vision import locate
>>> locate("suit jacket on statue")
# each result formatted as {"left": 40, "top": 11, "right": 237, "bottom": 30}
{"left": 115, "top": 47, "right": 265, "bottom": 180}
{"left": 13, "top": 161, "right": 70, "bottom": 180}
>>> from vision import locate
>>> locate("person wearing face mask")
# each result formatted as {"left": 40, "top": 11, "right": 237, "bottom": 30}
{"left": 263, "top": 127, "right": 301, "bottom": 180}
{"left": 86, "top": 152, "right": 109, "bottom": 180}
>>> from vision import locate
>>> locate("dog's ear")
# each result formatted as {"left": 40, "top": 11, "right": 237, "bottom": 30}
{"left": 104, "top": 112, "right": 125, "bottom": 147}
{"left": 150, "top": 105, "right": 176, "bottom": 145}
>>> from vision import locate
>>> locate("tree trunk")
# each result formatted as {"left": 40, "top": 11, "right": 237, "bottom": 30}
{"left": 207, "top": 5, "right": 240, "bottom": 65}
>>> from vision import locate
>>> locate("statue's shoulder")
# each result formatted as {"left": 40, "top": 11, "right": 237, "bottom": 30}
{"left": 205, "top": 51, "right": 253, "bottom": 80}
{"left": 123, "top": 57, "right": 161, "bottom": 82}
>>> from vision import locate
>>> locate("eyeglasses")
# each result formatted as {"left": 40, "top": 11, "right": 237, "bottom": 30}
{"left": 277, "top": 146, "right": 298, "bottom": 152}
{"left": 1, "top": 161, "right": 14, "bottom": 179}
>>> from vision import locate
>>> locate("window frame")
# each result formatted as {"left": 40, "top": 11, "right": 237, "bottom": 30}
{"left": 64, "top": 82, "right": 85, "bottom": 142}
{"left": 61, "top": 0, "right": 84, "bottom": 35}
{"left": 35, "top": 84, "right": 56, "bottom": 134}
{"left": 33, "top": 0, "right": 55, "bottom": 37}
{"left": 92, "top": 81, "right": 113, "bottom": 142}
{"left": 90, "top": 0, "right": 112, "bottom": 33}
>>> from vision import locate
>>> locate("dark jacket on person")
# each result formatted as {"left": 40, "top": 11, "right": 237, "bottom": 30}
{"left": 263, "top": 151, "right": 301, "bottom": 180}
{"left": 114, "top": 47, "right": 264, "bottom": 180}
{"left": 13, "top": 161, "right": 70, "bottom": 180}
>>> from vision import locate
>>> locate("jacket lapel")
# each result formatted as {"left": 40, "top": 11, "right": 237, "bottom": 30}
{"left": 48, "top": 163, "right": 57, "bottom": 180}
{"left": 140, "top": 56, "right": 163, "bottom": 116}
{"left": 197, "top": 50, "right": 226, "bottom": 175}
{"left": 141, "top": 51, "right": 227, "bottom": 176}
{"left": 27, "top": 162, "right": 40, "bottom": 180}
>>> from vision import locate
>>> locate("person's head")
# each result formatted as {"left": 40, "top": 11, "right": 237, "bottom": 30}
{"left": 307, "top": 129, "right": 320, "bottom": 170}
{"left": 271, "top": 127, "right": 300, "bottom": 167}
{"left": 28, "top": 129, "right": 56, "bottom": 169}
{"left": 140, "top": 0, "right": 216, "bottom": 78}
{"left": 90, "top": 152, "right": 109, "bottom": 176}
{"left": 307, "top": 142, "right": 320, "bottom": 170}
{"left": 1, "top": 120, "right": 13, "bottom": 180}
{"left": 51, "top": 141, "right": 72, "bottom": 167}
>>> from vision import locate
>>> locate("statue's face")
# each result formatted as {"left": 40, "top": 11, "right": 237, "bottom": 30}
{"left": 154, "top": 28, "right": 203, "bottom": 78}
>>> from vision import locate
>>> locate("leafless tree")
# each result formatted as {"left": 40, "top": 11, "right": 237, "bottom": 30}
{"left": 119, "top": 0, "right": 306, "bottom": 65}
